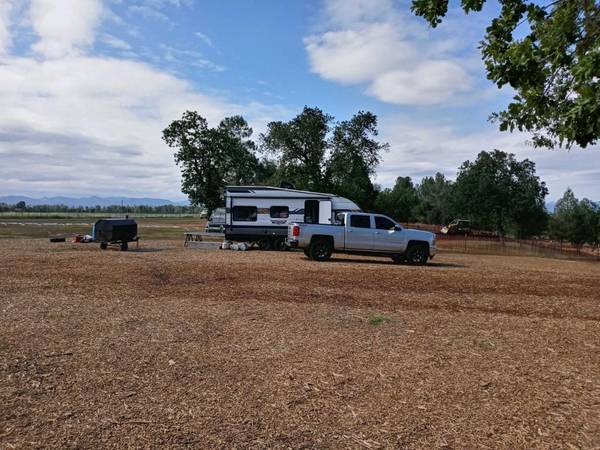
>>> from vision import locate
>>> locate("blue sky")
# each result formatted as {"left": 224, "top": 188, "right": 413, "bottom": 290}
{"left": 0, "top": 0, "right": 598, "bottom": 201}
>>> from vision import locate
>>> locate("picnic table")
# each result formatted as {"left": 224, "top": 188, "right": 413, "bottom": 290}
{"left": 183, "top": 231, "right": 204, "bottom": 247}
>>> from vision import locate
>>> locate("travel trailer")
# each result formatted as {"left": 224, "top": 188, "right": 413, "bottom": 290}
{"left": 224, "top": 186, "right": 361, "bottom": 250}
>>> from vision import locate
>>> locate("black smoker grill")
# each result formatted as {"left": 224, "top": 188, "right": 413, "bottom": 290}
{"left": 93, "top": 218, "right": 138, "bottom": 251}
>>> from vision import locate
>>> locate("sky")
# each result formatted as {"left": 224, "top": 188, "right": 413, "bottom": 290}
{"left": 0, "top": 0, "right": 598, "bottom": 202}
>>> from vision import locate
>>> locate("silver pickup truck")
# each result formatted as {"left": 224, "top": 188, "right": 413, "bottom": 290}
{"left": 287, "top": 212, "right": 436, "bottom": 264}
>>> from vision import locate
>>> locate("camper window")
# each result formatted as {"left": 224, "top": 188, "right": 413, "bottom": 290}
{"left": 270, "top": 206, "right": 289, "bottom": 218}
{"left": 232, "top": 206, "right": 257, "bottom": 221}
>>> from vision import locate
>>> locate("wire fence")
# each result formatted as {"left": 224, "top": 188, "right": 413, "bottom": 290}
{"left": 436, "top": 234, "right": 600, "bottom": 261}
{"left": 397, "top": 222, "right": 600, "bottom": 261}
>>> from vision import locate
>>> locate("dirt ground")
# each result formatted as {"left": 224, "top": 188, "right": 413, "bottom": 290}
{"left": 1, "top": 239, "right": 599, "bottom": 449}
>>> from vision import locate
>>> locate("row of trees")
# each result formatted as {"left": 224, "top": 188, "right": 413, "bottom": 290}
{"left": 549, "top": 189, "right": 600, "bottom": 249}
{"left": 378, "top": 150, "right": 549, "bottom": 238}
{"left": 163, "top": 107, "right": 558, "bottom": 239}
{"left": 162, "top": 107, "right": 388, "bottom": 213}
{"left": 0, "top": 202, "right": 200, "bottom": 215}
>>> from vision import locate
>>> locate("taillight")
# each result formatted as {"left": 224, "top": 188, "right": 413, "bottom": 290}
{"left": 292, "top": 225, "right": 300, "bottom": 237}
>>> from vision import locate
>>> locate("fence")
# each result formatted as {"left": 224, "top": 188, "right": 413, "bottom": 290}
{"left": 435, "top": 233, "right": 600, "bottom": 261}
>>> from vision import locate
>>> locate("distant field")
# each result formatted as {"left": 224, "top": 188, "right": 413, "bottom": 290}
{"left": 0, "top": 216, "right": 205, "bottom": 240}
{"left": 1, "top": 239, "right": 599, "bottom": 448}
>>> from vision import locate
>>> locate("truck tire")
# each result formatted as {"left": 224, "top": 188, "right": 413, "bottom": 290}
{"left": 303, "top": 247, "right": 311, "bottom": 258}
{"left": 120, "top": 242, "right": 128, "bottom": 251}
{"left": 309, "top": 238, "right": 332, "bottom": 262}
{"left": 258, "top": 239, "right": 273, "bottom": 251}
{"left": 406, "top": 243, "right": 428, "bottom": 265}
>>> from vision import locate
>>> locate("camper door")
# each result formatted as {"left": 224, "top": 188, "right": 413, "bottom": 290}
{"left": 319, "top": 200, "right": 332, "bottom": 224}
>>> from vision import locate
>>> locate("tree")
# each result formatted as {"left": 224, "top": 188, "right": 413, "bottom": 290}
{"left": 550, "top": 188, "right": 600, "bottom": 250}
{"left": 162, "top": 111, "right": 258, "bottom": 213}
{"left": 325, "top": 111, "right": 389, "bottom": 210}
{"left": 454, "top": 150, "right": 548, "bottom": 237}
{"left": 261, "top": 107, "right": 333, "bottom": 191}
{"left": 374, "top": 176, "right": 420, "bottom": 222}
{"left": 412, "top": 0, "right": 600, "bottom": 149}
{"left": 415, "top": 172, "right": 454, "bottom": 224}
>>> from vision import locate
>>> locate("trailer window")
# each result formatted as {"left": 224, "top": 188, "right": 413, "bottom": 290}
{"left": 232, "top": 206, "right": 257, "bottom": 222}
{"left": 350, "top": 215, "right": 371, "bottom": 229}
{"left": 270, "top": 206, "right": 289, "bottom": 218}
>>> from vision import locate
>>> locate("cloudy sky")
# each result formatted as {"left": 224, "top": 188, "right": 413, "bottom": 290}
{"left": 0, "top": 0, "right": 598, "bottom": 201}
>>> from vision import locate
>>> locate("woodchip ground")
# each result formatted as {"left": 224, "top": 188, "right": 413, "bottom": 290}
{"left": 1, "top": 222, "right": 599, "bottom": 448}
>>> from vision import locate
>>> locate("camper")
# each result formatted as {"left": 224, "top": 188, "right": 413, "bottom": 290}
{"left": 224, "top": 186, "right": 361, "bottom": 250}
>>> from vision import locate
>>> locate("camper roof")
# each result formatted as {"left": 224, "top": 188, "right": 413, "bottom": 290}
{"left": 225, "top": 185, "right": 335, "bottom": 197}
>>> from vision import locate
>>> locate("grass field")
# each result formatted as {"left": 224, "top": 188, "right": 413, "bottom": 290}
{"left": 0, "top": 216, "right": 203, "bottom": 240}
{"left": 1, "top": 234, "right": 599, "bottom": 448}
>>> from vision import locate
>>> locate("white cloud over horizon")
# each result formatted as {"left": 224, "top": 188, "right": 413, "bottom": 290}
{"left": 377, "top": 115, "right": 600, "bottom": 200}
{"left": 0, "top": 0, "right": 288, "bottom": 199}
{"left": 304, "top": 0, "right": 476, "bottom": 105}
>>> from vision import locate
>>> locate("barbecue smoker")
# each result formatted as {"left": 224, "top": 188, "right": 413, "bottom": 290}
{"left": 93, "top": 218, "right": 138, "bottom": 251}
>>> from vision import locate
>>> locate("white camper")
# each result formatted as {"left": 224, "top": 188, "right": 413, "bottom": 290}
{"left": 224, "top": 186, "right": 361, "bottom": 250}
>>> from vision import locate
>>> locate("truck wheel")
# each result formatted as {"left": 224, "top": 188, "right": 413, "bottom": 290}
{"left": 120, "top": 242, "right": 128, "bottom": 251}
{"left": 309, "top": 239, "right": 332, "bottom": 262}
{"left": 391, "top": 254, "right": 404, "bottom": 264}
{"left": 406, "top": 243, "right": 428, "bottom": 265}
{"left": 258, "top": 239, "right": 273, "bottom": 251}
{"left": 275, "top": 239, "right": 287, "bottom": 251}
{"left": 303, "top": 248, "right": 311, "bottom": 258}
{"left": 100, "top": 242, "right": 108, "bottom": 250}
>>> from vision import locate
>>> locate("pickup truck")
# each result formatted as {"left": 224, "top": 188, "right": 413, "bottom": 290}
{"left": 287, "top": 212, "right": 436, "bottom": 265}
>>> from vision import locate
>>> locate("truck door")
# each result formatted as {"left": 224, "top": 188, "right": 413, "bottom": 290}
{"left": 372, "top": 216, "right": 406, "bottom": 252}
{"left": 345, "top": 214, "right": 374, "bottom": 251}
{"left": 318, "top": 200, "right": 332, "bottom": 224}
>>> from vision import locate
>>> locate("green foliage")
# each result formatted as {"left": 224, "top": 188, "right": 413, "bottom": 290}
{"left": 368, "top": 314, "right": 392, "bottom": 326}
{"left": 374, "top": 176, "right": 420, "bottom": 222}
{"left": 414, "top": 172, "right": 454, "bottom": 224}
{"left": 261, "top": 106, "right": 333, "bottom": 191}
{"left": 453, "top": 150, "right": 548, "bottom": 237}
{"left": 162, "top": 111, "right": 259, "bottom": 213}
{"left": 412, "top": 0, "right": 600, "bottom": 149}
{"left": 325, "top": 111, "right": 389, "bottom": 210}
{"left": 549, "top": 188, "right": 600, "bottom": 248}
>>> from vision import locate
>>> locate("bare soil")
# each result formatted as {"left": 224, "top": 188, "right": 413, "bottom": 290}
{"left": 1, "top": 239, "right": 599, "bottom": 449}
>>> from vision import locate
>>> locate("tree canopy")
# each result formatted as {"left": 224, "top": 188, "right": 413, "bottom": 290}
{"left": 412, "top": 0, "right": 600, "bottom": 149}
{"left": 453, "top": 150, "right": 548, "bottom": 237}
{"left": 162, "top": 111, "right": 259, "bottom": 213}
{"left": 549, "top": 188, "right": 600, "bottom": 248}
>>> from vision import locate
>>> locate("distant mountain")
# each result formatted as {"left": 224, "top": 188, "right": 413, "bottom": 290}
{"left": 546, "top": 201, "right": 556, "bottom": 213}
{"left": 0, "top": 195, "right": 189, "bottom": 207}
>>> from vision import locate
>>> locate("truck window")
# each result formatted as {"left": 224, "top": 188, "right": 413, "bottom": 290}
{"left": 375, "top": 216, "right": 395, "bottom": 230}
{"left": 270, "top": 206, "right": 289, "bottom": 218}
{"left": 232, "top": 206, "right": 257, "bottom": 221}
{"left": 350, "top": 215, "right": 371, "bottom": 228}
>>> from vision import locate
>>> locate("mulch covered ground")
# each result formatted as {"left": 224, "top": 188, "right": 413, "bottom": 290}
{"left": 1, "top": 239, "right": 599, "bottom": 449}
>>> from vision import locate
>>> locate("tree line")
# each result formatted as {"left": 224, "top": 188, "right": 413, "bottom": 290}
{"left": 0, "top": 202, "right": 200, "bottom": 215}
{"left": 162, "top": 106, "right": 599, "bottom": 245}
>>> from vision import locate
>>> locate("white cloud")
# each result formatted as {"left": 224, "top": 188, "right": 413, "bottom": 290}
{"left": 194, "top": 31, "right": 213, "bottom": 48}
{"left": 376, "top": 115, "right": 600, "bottom": 200}
{"left": 100, "top": 33, "right": 131, "bottom": 50}
{"left": 0, "top": 0, "right": 18, "bottom": 54}
{"left": 305, "top": 0, "right": 476, "bottom": 106}
{"left": 29, "top": 0, "right": 104, "bottom": 58}
{"left": 0, "top": 0, "right": 287, "bottom": 199}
